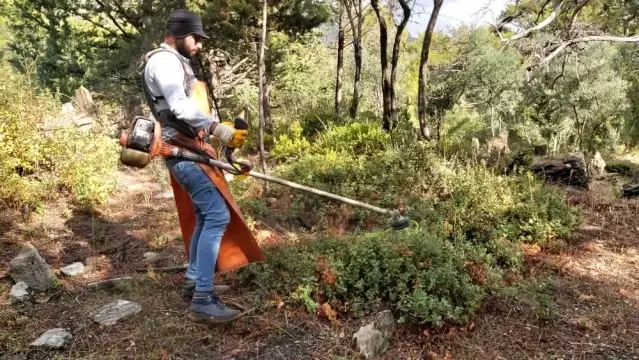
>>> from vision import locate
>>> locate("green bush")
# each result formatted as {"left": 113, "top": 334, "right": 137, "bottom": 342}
{"left": 271, "top": 121, "right": 311, "bottom": 160}
{"left": 0, "top": 66, "right": 119, "bottom": 209}
{"left": 271, "top": 120, "right": 390, "bottom": 162}
{"left": 235, "top": 114, "right": 579, "bottom": 328}
{"left": 312, "top": 122, "right": 390, "bottom": 156}
{"left": 238, "top": 229, "right": 499, "bottom": 326}
{"left": 234, "top": 135, "right": 579, "bottom": 326}
{"left": 271, "top": 141, "right": 579, "bottom": 243}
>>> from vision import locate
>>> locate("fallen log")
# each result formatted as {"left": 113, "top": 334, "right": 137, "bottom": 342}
{"left": 622, "top": 183, "right": 639, "bottom": 198}
{"left": 530, "top": 152, "right": 589, "bottom": 189}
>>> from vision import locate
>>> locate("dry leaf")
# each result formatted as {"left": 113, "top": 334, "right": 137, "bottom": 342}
{"left": 578, "top": 294, "right": 595, "bottom": 302}
{"left": 317, "top": 303, "right": 338, "bottom": 322}
{"left": 159, "top": 349, "right": 169, "bottom": 360}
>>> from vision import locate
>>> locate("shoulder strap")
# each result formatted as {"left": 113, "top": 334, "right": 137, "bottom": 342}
{"left": 141, "top": 48, "right": 199, "bottom": 139}
{"left": 143, "top": 48, "right": 192, "bottom": 102}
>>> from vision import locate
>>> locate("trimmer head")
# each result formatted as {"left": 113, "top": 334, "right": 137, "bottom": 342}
{"left": 390, "top": 212, "right": 411, "bottom": 230}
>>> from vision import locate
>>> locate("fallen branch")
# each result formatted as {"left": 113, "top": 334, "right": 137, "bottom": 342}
{"left": 135, "top": 265, "right": 187, "bottom": 273}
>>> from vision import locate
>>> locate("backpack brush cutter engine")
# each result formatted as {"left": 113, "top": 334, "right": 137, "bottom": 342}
{"left": 117, "top": 116, "right": 410, "bottom": 230}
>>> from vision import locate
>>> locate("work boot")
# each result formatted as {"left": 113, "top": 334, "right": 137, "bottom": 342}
{"left": 182, "top": 279, "right": 230, "bottom": 301}
{"left": 188, "top": 291, "right": 242, "bottom": 323}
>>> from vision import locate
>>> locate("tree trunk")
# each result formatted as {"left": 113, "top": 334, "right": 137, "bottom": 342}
{"left": 390, "top": 0, "right": 411, "bottom": 128}
{"left": 335, "top": 7, "right": 344, "bottom": 115}
{"left": 490, "top": 104, "right": 495, "bottom": 137}
{"left": 436, "top": 111, "right": 443, "bottom": 140}
{"left": 371, "top": 0, "right": 392, "bottom": 131}
{"left": 417, "top": 0, "right": 444, "bottom": 140}
{"left": 344, "top": 0, "right": 363, "bottom": 118}
{"left": 264, "top": 78, "right": 273, "bottom": 134}
{"left": 350, "top": 41, "right": 362, "bottom": 118}
{"left": 258, "top": 0, "right": 269, "bottom": 191}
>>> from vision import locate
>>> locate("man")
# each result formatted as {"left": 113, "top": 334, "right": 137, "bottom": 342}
{"left": 142, "top": 9, "right": 263, "bottom": 324}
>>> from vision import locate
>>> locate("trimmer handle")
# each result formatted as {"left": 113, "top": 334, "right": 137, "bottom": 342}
{"left": 223, "top": 116, "right": 253, "bottom": 175}
{"left": 233, "top": 116, "right": 249, "bottom": 130}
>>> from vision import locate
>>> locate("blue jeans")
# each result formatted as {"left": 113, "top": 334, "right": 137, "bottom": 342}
{"left": 165, "top": 158, "right": 231, "bottom": 292}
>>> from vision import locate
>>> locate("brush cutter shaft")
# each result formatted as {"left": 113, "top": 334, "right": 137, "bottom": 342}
{"left": 163, "top": 145, "right": 396, "bottom": 217}
{"left": 205, "top": 157, "right": 392, "bottom": 216}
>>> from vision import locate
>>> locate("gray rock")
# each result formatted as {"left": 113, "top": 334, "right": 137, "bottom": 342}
{"left": 61, "top": 103, "right": 75, "bottom": 116}
{"left": 471, "top": 137, "right": 480, "bottom": 151}
{"left": 531, "top": 152, "right": 589, "bottom": 189}
{"left": 60, "top": 262, "right": 86, "bottom": 277}
{"left": 352, "top": 310, "right": 394, "bottom": 359}
{"left": 10, "top": 282, "right": 30, "bottom": 304}
{"left": 488, "top": 130, "right": 510, "bottom": 155}
{"left": 154, "top": 190, "right": 174, "bottom": 199}
{"left": 30, "top": 328, "right": 72, "bottom": 349}
{"left": 143, "top": 252, "right": 160, "bottom": 264}
{"left": 588, "top": 151, "right": 606, "bottom": 176}
{"left": 9, "top": 243, "right": 58, "bottom": 291}
{"left": 75, "top": 86, "right": 97, "bottom": 115}
{"left": 73, "top": 117, "right": 94, "bottom": 131}
{"left": 92, "top": 300, "right": 141, "bottom": 326}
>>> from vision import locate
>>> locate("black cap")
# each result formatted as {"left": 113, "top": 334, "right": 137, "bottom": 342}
{"left": 167, "top": 9, "right": 209, "bottom": 39}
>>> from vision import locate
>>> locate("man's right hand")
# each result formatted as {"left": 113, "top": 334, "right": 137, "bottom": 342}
{"left": 211, "top": 122, "right": 248, "bottom": 148}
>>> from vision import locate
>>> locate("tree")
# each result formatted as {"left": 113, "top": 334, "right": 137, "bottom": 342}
{"left": 390, "top": 0, "right": 411, "bottom": 128}
{"left": 463, "top": 30, "right": 524, "bottom": 138}
{"left": 259, "top": 0, "right": 270, "bottom": 192}
{"left": 370, "top": 0, "right": 392, "bottom": 130}
{"left": 342, "top": 0, "right": 365, "bottom": 118}
{"left": 196, "top": 0, "right": 329, "bottom": 132}
{"left": 417, "top": 0, "right": 444, "bottom": 140}
{"left": 496, "top": 0, "right": 639, "bottom": 71}
{"left": 335, "top": 2, "right": 345, "bottom": 114}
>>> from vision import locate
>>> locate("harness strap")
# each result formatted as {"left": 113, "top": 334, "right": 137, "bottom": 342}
{"left": 142, "top": 48, "right": 199, "bottom": 139}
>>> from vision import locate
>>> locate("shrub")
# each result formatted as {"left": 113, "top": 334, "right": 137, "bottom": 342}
{"left": 0, "top": 65, "right": 119, "bottom": 209}
{"left": 234, "top": 112, "right": 579, "bottom": 328}
{"left": 234, "top": 136, "right": 579, "bottom": 327}
{"left": 312, "top": 122, "right": 390, "bottom": 156}
{"left": 238, "top": 229, "right": 500, "bottom": 326}
{"left": 271, "top": 141, "right": 579, "bottom": 243}
{"left": 271, "top": 121, "right": 311, "bottom": 161}
{"left": 271, "top": 121, "right": 390, "bottom": 162}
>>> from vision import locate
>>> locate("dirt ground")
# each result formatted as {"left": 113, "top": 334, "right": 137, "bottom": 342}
{"left": 1, "top": 165, "right": 638, "bottom": 360}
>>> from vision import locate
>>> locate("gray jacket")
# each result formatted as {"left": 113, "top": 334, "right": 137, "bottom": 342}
{"left": 143, "top": 43, "right": 216, "bottom": 139}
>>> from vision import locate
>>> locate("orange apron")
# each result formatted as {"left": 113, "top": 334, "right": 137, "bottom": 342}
{"left": 169, "top": 80, "right": 264, "bottom": 273}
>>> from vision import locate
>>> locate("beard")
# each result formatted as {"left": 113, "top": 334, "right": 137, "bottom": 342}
{"left": 176, "top": 39, "right": 193, "bottom": 58}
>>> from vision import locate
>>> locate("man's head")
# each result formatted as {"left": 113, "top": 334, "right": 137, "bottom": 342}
{"left": 164, "top": 9, "right": 209, "bottom": 58}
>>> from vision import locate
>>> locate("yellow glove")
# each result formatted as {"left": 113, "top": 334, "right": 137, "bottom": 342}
{"left": 212, "top": 122, "right": 248, "bottom": 148}
{"left": 222, "top": 121, "right": 248, "bottom": 148}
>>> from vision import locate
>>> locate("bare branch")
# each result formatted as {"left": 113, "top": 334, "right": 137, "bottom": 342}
{"left": 567, "top": 0, "right": 591, "bottom": 32}
{"left": 550, "top": 53, "right": 569, "bottom": 89}
{"left": 534, "top": 0, "right": 553, "bottom": 24}
{"left": 534, "top": 35, "right": 639, "bottom": 69}
{"left": 503, "top": 0, "right": 564, "bottom": 42}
